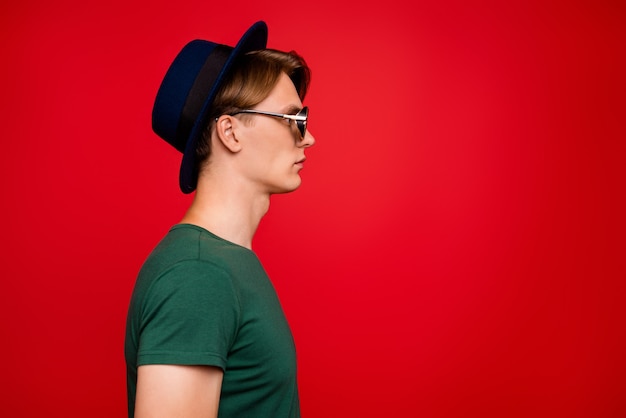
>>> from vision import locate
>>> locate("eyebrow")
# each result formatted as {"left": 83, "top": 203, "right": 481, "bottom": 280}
{"left": 280, "top": 105, "right": 303, "bottom": 115}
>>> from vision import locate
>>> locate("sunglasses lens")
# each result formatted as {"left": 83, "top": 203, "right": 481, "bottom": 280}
{"left": 298, "top": 107, "right": 309, "bottom": 138}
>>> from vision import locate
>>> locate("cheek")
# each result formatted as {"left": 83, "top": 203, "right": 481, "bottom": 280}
{"left": 242, "top": 144, "right": 288, "bottom": 178}
{"left": 255, "top": 135, "right": 296, "bottom": 163}
{"left": 242, "top": 126, "right": 297, "bottom": 173}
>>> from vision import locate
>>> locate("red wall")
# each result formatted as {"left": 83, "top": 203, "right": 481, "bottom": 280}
{"left": 2, "top": 0, "right": 624, "bottom": 416}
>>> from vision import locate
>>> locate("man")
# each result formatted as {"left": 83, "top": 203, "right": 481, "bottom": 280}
{"left": 125, "top": 21, "right": 315, "bottom": 417}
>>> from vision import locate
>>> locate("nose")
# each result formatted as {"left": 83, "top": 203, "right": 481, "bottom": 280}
{"left": 300, "top": 130, "right": 315, "bottom": 147}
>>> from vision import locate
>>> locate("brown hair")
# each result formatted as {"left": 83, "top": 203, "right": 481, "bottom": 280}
{"left": 195, "top": 49, "right": 310, "bottom": 171}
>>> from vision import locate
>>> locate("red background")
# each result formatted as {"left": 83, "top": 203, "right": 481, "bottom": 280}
{"left": 1, "top": 0, "right": 625, "bottom": 416}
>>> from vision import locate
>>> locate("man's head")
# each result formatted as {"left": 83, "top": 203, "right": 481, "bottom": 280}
{"left": 151, "top": 22, "right": 314, "bottom": 194}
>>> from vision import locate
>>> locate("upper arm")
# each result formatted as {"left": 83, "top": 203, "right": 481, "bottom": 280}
{"left": 134, "top": 364, "right": 224, "bottom": 418}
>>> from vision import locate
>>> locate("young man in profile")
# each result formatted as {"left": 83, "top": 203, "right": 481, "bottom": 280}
{"left": 125, "top": 21, "right": 315, "bottom": 417}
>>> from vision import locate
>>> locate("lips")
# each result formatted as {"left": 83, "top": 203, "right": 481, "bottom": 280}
{"left": 295, "top": 157, "right": 306, "bottom": 164}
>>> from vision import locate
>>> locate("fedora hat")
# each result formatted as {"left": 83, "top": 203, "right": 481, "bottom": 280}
{"left": 152, "top": 21, "right": 268, "bottom": 193}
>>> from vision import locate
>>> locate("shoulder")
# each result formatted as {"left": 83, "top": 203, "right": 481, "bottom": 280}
{"left": 132, "top": 226, "right": 243, "bottom": 313}
{"left": 133, "top": 256, "right": 241, "bottom": 333}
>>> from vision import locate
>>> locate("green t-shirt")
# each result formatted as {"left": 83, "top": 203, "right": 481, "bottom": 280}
{"left": 125, "top": 224, "right": 300, "bottom": 417}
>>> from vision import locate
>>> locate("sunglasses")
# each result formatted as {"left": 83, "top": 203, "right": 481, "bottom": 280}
{"left": 230, "top": 106, "right": 309, "bottom": 138}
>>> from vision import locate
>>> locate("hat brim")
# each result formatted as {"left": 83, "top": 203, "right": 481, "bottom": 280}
{"left": 179, "top": 21, "right": 268, "bottom": 193}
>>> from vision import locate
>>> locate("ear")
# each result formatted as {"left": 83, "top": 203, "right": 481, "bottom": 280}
{"left": 214, "top": 115, "right": 242, "bottom": 153}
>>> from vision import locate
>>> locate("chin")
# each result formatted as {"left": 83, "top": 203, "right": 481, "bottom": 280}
{"left": 269, "top": 176, "right": 302, "bottom": 195}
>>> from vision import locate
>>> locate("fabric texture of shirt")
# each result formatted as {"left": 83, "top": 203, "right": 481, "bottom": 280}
{"left": 125, "top": 224, "right": 300, "bottom": 417}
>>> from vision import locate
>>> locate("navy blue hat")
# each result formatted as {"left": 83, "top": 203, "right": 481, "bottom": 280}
{"left": 152, "top": 21, "right": 268, "bottom": 193}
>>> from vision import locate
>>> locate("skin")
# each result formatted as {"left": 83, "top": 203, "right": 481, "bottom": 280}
{"left": 135, "top": 365, "right": 223, "bottom": 418}
{"left": 134, "top": 72, "right": 315, "bottom": 417}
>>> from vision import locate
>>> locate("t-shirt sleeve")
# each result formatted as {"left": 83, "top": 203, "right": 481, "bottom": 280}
{"left": 136, "top": 260, "right": 240, "bottom": 370}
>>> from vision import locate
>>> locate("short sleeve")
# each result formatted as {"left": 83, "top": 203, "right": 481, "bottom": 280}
{"left": 136, "top": 260, "right": 240, "bottom": 370}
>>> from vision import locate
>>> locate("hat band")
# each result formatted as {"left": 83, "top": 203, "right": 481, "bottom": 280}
{"left": 176, "top": 44, "right": 232, "bottom": 148}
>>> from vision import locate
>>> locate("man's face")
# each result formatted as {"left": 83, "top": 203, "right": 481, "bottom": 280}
{"left": 235, "top": 72, "right": 315, "bottom": 194}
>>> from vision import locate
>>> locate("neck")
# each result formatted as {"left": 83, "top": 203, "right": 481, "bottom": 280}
{"left": 180, "top": 175, "right": 270, "bottom": 250}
